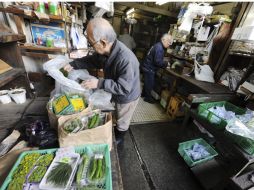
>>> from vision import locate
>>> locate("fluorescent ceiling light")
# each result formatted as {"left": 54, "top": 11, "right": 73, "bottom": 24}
{"left": 126, "top": 8, "right": 135, "bottom": 15}
{"left": 156, "top": 0, "right": 168, "bottom": 6}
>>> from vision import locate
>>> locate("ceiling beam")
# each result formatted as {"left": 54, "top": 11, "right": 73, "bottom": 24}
{"left": 116, "top": 2, "right": 178, "bottom": 18}
{"left": 133, "top": 13, "right": 153, "bottom": 21}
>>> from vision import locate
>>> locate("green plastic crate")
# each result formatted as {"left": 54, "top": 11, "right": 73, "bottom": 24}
{"left": 1, "top": 144, "right": 112, "bottom": 190}
{"left": 225, "top": 131, "right": 254, "bottom": 155}
{"left": 198, "top": 101, "right": 246, "bottom": 130}
{"left": 178, "top": 138, "right": 218, "bottom": 167}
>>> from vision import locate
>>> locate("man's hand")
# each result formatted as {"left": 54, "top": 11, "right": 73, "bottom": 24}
{"left": 64, "top": 64, "right": 73, "bottom": 72}
{"left": 81, "top": 79, "right": 99, "bottom": 89}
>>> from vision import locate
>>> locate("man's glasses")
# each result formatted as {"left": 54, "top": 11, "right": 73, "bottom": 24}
{"left": 85, "top": 33, "right": 99, "bottom": 48}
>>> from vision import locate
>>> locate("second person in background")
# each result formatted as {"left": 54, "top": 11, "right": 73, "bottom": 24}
{"left": 141, "top": 34, "right": 172, "bottom": 104}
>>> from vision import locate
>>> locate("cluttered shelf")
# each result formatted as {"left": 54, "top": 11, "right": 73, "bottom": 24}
{"left": 0, "top": 68, "right": 24, "bottom": 88}
{"left": 165, "top": 68, "right": 233, "bottom": 94}
{"left": 229, "top": 51, "right": 254, "bottom": 58}
{"left": 0, "top": 7, "right": 71, "bottom": 23}
{"left": 0, "top": 34, "right": 25, "bottom": 43}
{"left": 19, "top": 45, "right": 67, "bottom": 53}
{"left": 168, "top": 52, "right": 194, "bottom": 63}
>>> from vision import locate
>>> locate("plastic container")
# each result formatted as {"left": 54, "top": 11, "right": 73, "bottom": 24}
{"left": 0, "top": 90, "right": 12, "bottom": 104}
{"left": 225, "top": 131, "right": 254, "bottom": 155}
{"left": 198, "top": 101, "right": 246, "bottom": 130}
{"left": 178, "top": 138, "right": 218, "bottom": 167}
{"left": 8, "top": 89, "right": 26, "bottom": 104}
{"left": 49, "top": 2, "right": 58, "bottom": 15}
{"left": 1, "top": 144, "right": 112, "bottom": 190}
{"left": 39, "top": 153, "right": 80, "bottom": 190}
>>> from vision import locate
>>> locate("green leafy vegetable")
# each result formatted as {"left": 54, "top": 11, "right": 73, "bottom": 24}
{"left": 46, "top": 162, "right": 72, "bottom": 186}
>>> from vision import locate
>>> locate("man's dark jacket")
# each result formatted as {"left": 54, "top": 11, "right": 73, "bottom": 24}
{"left": 70, "top": 40, "right": 141, "bottom": 104}
{"left": 142, "top": 41, "right": 167, "bottom": 72}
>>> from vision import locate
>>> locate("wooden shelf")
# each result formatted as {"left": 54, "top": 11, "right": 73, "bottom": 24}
{"left": 0, "top": 68, "right": 24, "bottom": 88}
{"left": 19, "top": 45, "right": 67, "bottom": 53}
{"left": 0, "top": 7, "right": 71, "bottom": 23}
{"left": 229, "top": 51, "right": 254, "bottom": 58}
{"left": 0, "top": 34, "right": 25, "bottom": 43}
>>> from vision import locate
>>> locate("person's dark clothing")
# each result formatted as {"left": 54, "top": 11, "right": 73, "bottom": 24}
{"left": 69, "top": 40, "right": 141, "bottom": 104}
{"left": 142, "top": 42, "right": 167, "bottom": 72}
{"left": 142, "top": 42, "right": 167, "bottom": 102}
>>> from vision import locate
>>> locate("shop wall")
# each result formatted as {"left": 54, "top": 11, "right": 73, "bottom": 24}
{"left": 213, "top": 3, "right": 237, "bottom": 16}
{"left": 242, "top": 3, "right": 254, "bottom": 26}
{"left": 112, "top": 16, "right": 121, "bottom": 35}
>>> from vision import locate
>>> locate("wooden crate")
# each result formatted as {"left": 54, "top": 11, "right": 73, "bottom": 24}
{"left": 166, "top": 94, "right": 185, "bottom": 119}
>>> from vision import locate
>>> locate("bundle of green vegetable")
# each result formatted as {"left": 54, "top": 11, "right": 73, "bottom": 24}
{"left": 76, "top": 154, "right": 89, "bottom": 186}
{"left": 28, "top": 166, "right": 47, "bottom": 183}
{"left": 8, "top": 153, "right": 41, "bottom": 190}
{"left": 88, "top": 155, "right": 106, "bottom": 181}
{"left": 60, "top": 68, "right": 68, "bottom": 77}
{"left": 36, "top": 154, "right": 54, "bottom": 167}
{"left": 63, "top": 118, "right": 84, "bottom": 133}
{"left": 88, "top": 113, "right": 100, "bottom": 129}
{"left": 46, "top": 162, "right": 73, "bottom": 186}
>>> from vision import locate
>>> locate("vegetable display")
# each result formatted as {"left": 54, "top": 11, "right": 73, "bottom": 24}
{"left": 4, "top": 146, "right": 110, "bottom": 190}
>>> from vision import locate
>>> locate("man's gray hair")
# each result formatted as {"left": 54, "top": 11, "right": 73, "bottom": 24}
{"left": 161, "top": 33, "right": 171, "bottom": 41}
{"left": 89, "top": 18, "right": 117, "bottom": 43}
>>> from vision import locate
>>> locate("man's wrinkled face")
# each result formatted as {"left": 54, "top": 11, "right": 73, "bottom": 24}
{"left": 86, "top": 24, "right": 105, "bottom": 55}
{"left": 162, "top": 37, "right": 172, "bottom": 49}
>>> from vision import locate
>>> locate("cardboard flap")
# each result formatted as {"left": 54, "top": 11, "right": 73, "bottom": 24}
{"left": 0, "top": 59, "right": 13, "bottom": 75}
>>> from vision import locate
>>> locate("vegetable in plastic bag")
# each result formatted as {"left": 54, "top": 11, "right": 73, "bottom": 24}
{"left": 89, "top": 90, "right": 114, "bottom": 111}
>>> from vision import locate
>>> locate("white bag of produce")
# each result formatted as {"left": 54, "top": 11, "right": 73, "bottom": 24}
{"left": 43, "top": 55, "right": 92, "bottom": 97}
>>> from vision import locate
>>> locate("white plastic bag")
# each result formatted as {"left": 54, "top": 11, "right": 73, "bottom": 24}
{"left": 43, "top": 55, "right": 92, "bottom": 97}
{"left": 68, "top": 69, "right": 95, "bottom": 81}
{"left": 194, "top": 60, "right": 215, "bottom": 83}
{"left": 89, "top": 89, "right": 114, "bottom": 110}
{"left": 226, "top": 118, "right": 254, "bottom": 140}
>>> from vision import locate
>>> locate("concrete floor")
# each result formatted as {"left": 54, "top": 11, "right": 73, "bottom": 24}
{"left": 118, "top": 121, "right": 204, "bottom": 190}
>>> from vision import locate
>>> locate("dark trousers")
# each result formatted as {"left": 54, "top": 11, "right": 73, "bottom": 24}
{"left": 142, "top": 69, "right": 155, "bottom": 100}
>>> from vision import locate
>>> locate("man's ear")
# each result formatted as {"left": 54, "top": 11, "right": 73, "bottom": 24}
{"left": 100, "top": 39, "right": 107, "bottom": 47}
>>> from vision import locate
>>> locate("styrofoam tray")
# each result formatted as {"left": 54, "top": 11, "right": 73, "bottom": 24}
{"left": 39, "top": 153, "right": 80, "bottom": 190}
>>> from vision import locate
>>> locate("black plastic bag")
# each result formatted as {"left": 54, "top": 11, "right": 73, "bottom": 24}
{"left": 25, "top": 120, "right": 58, "bottom": 148}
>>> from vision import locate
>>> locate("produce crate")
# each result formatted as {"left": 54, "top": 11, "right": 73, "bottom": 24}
{"left": 1, "top": 144, "right": 112, "bottom": 190}
{"left": 178, "top": 138, "right": 218, "bottom": 167}
{"left": 225, "top": 131, "right": 254, "bottom": 155}
{"left": 198, "top": 101, "right": 245, "bottom": 130}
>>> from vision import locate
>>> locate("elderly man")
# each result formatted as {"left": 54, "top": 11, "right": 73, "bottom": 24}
{"left": 64, "top": 18, "right": 140, "bottom": 144}
{"left": 118, "top": 27, "right": 136, "bottom": 51}
{"left": 142, "top": 34, "right": 172, "bottom": 104}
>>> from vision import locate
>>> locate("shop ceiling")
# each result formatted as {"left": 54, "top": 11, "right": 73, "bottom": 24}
{"left": 114, "top": 2, "right": 233, "bottom": 22}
